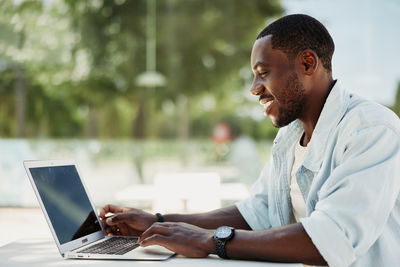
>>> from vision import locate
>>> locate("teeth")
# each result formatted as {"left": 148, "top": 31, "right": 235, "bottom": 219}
{"left": 260, "top": 99, "right": 273, "bottom": 106}
{"left": 263, "top": 101, "right": 272, "bottom": 109}
{"left": 259, "top": 98, "right": 273, "bottom": 105}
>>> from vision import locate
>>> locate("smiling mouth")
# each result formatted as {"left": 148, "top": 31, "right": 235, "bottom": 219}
{"left": 259, "top": 95, "right": 274, "bottom": 111}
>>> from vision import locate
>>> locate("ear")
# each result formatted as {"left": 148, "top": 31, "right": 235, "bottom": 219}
{"left": 298, "top": 50, "right": 318, "bottom": 75}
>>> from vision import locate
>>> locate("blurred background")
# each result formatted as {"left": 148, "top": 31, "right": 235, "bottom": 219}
{"left": 0, "top": 0, "right": 399, "bottom": 246}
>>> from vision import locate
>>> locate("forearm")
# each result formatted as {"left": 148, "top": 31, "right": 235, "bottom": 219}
{"left": 163, "top": 205, "right": 251, "bottom": 230}
{"left": 225, "top": 223, "right": 326, "bottom": 265}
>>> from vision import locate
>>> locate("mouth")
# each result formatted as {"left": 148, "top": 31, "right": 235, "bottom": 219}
{"left": 259, "top": 95, "right": 274, "bottom": 115}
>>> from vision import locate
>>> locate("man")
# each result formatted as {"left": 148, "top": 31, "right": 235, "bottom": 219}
{"left": 100, "top": 14, "right": 400, "bottom": 266}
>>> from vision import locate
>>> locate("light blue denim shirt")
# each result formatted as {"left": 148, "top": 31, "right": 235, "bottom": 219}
{"left": 236, "top": 81, "right": 400, "bottom": 267}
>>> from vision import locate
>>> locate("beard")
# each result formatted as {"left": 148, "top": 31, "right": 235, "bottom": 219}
{"left": 274, "top": 72, "right": 306, "bottom": 128}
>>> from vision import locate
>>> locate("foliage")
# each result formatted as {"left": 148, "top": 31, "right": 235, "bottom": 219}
{"left": 0, "top": 0, "right": 283, "bottom": 140}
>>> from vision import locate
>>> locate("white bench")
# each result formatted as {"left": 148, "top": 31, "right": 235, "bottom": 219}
{"left": 115, "top": 172, "right": 249, "bottom": 213}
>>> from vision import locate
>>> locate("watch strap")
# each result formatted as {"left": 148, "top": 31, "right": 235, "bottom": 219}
{"left": 214, "top": 238, "right": 229, "bottom": 259}
{"left": 155, "top": 213, "right": 164, "bottom": 222}
{"left": 213, "top": 226, "right": 234, "bottom": 259}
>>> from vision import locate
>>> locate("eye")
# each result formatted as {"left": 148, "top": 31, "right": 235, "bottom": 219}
{"left": 259, "top": 71, "right": 269, "bottom": 78}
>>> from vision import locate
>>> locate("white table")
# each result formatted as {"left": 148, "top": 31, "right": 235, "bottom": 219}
{"left": 0, "top": 239, "right": 302, "bottom": 267}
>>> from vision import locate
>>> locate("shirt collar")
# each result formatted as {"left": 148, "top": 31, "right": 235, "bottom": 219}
{"left": 303, "top": 80, "right": 351, "bottom": 171}
{"left": 273, "top": 80, "right": 351, "bottom": 172}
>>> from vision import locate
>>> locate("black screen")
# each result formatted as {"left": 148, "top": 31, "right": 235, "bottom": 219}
{"left": 30, "top": 165, "right": 101, "bottom": 244}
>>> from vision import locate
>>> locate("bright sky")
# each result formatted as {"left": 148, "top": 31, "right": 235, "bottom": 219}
{"left": 282, "top": 0, "right": 400, "bottom": 106}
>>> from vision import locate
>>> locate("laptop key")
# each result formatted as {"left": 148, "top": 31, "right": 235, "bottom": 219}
{"left": 77, "top": 237, "right": 139, "bottom": 255}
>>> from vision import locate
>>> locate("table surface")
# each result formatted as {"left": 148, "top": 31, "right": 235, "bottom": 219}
{"left": 0, "top": 239, "right": 302, "bottom": 267}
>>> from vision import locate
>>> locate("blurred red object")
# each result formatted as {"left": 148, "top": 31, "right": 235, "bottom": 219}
{"left": 212, "top": 122, "right": 231, "bottom": 144}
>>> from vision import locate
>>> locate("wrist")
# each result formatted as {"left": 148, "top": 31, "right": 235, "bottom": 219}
{"left": 155, "top": 212, "right": 164, "bottom": 223}
{"left": 148, "top": 213, "right": 159, "bottom": 227}
{"left": 213, "top": 226, "right": 235, "bottom": 259}
{"left": 205, "top": 230, "right": 216, "bottom": 255}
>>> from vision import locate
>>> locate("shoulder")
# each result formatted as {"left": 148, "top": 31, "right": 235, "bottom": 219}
{"left": 338, "top": 93, "right": 400, "bottom": 138}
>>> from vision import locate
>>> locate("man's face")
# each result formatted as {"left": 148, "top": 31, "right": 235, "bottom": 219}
{"left": 250, "top": 35, "right": 306, "bottom": 128}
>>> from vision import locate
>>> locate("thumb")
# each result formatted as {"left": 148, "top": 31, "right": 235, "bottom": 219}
{"left": 106, "top": 213, "right": 131, "bottom": 225}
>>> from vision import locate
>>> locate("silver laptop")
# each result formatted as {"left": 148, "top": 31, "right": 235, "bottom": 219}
{"left": 24, "top": 159, "right": 174, "bottom": 260}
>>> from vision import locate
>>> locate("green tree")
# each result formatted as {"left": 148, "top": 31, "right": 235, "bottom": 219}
{"left": 0, "top": 0, "right": 84, "bottom": 137}
{"left": 64, "top": 0, "right": 283, "bottom": 138}
{"left": 1, "top": 0, "right": 283, "bottom": 139}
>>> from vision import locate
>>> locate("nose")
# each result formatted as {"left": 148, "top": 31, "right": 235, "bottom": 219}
{"left": 250, "top": 79, "right": 265, "bottom": 96}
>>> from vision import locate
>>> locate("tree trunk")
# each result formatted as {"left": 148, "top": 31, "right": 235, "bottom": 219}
{"left": 132, "top": 96, "right": 145, "bottom": 183}
{"left": 178, "top": 94, "right": 189, "bottom": 141}
{"left": 87, "top": 107, "right": 99, "bottom": 138}
{"left": 15, "top": 30, "right": 26, "bottom": 137}
{"left": 178, "top": 94, "right": 189, "bottom": 165}
{"left": 132, "top": 96, "right": 145, "bottom": 139}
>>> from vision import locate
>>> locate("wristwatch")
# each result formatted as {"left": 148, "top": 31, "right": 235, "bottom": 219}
{"left": 213, "top": 226, "right": 235, "bottom": 259}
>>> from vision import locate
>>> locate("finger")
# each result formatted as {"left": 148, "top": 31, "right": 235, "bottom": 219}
{"left": 99, "top": 204, "right": 121, "bottom": 219}
{"left": 101, "top": 213, "right": 114, "bottom": 228}
{"left": 101, "top": 216, "right": 110, "bottom": 228}
{"left": 106, "top": 225, "right": 118, "bottom": 235}
{"left": 117, "top": 223, "right": 135, "bottom": 236}
{"left": 117, "top": 223, "right": 128, "bottom": 235}
{"left": 115, "top": 228, "right": 122, "bottom": 236}
{"left": 106, "top": 212, "right": 135, "bottom": 225}
{"left": 140, "top": 234, "right": 171, "bottom": 248}
{"left": 99, "top": 204, "right": 113, "bottom": 218}
{"left": 139, "top": 223, "right": 171, "bottom": 242}
{"left": 105, "top": 227, "right": 113, "bottom": 235}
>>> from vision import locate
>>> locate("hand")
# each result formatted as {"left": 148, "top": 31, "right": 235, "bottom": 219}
{"left": 98, "top": 204, "right": 157, "bottom": 236}
{"left": 139, "top": 222, "right": 215, "bottom": 258}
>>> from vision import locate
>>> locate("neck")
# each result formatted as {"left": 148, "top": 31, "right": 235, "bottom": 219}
{"left": 300, "top": 78, "right": 335, "bottom": 146}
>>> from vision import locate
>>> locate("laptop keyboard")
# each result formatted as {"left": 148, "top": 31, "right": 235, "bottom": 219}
{"left": 76, "top": 236, "right": 139, "bottom": 255}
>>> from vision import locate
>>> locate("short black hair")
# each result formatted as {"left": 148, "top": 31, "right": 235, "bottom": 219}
{"left": 257, "top": 14, "right": 335, "bottom": 73}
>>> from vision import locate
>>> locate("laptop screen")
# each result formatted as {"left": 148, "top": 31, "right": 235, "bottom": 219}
{"left": 29, "top": 165, "right": 101, "bottom": 244}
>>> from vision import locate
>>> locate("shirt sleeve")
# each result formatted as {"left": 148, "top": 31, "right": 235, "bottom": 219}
{"left": 236, "top": 159, "right": 273, "bottom": 230}
{"left": 300, "top": 125, "right": 400, "bottom": 267}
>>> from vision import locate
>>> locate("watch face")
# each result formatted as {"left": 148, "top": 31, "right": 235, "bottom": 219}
{"left": 216, "top": 226, "right": 233, "bottom": 239}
